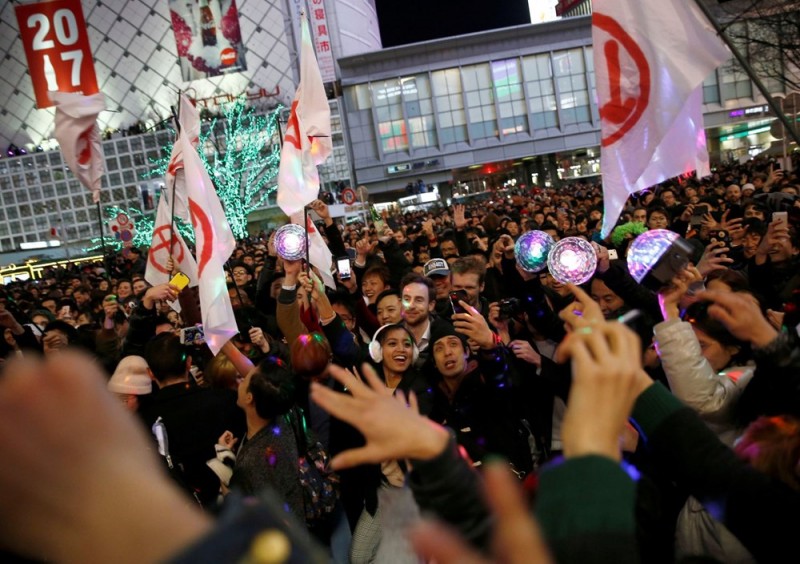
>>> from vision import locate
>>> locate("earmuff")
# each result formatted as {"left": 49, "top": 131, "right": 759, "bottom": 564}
{"left": 368, "top": 323, "right": 420, "bottom": 365}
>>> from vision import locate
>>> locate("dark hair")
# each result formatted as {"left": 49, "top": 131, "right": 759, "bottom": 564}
{"left": 363, "top": 265, "right": 391, "bottom": 286}
{"left": 248, "top": 356, "right": 296, "bottom": 420}
{"left": 683, "top": 302, "right": 748, "bottom": 360}
{"left": 43, "top": 320, "right": 78, "bottom": 344}
{"left": 375, "top": 288, "right": 401, "bottom": 308}
{"left": 144, "top": 333, "right": 188, "bottom": 382}
{"left": 646, "top": 206, "right": 671, "bottom": 223}
{"left": 399, "top": 272, "right": 436, "bottom": 302}
{"left": 705, "top": 270, "right": 751, "bottom": 294}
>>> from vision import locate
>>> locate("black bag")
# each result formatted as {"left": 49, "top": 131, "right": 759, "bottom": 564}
{"left": 286, "top": 407, "right": 339, "bottom": 528}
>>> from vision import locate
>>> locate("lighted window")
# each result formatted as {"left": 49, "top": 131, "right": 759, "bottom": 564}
{"left": 522, "top": 53, "right": 559, "bottom": 130}
{"left": 553, "top": 48, "right": 591, "bottom": 126}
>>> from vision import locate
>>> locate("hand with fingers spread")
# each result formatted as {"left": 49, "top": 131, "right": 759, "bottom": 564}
{"left": 453, "top": 204, "right": 467, "bottom": 231}
{"left": 310, "top": 364, "right": 449, "bottom": 469}
{"left": 696, "top": 290, "right": 778, "bottom": 348}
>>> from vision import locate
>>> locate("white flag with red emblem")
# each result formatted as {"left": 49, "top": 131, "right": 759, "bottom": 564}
{"left": 178, "top": 97, "right": 237, "bottom": 355}
{"left": 144, "top": 191, "right": 199, "bottom": 289}
{"left": 593, "top": 0, "right": 730, "bottom": 237}
{"left": 277, "top": 12, "right": 332, "bottom": 217}
{"left": 163, "top": 98, "right": 201, "bottom": 223}
{"left": 51, "top": 92, "right": 106, "bottom": 204}
{"left": 290, "top": 212, "right": 335, "bottom": 289}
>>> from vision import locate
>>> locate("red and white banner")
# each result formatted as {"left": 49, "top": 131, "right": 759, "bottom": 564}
{"left": 14, "top": 0, "right": 99, "bottom": 109}
{"left": 177, "top": 96, "right": 237, "bottom": 355}
{"left": 51, "top": 91, "right": 106, "bottom": 204}
{"left": 277, "top": 12, "right": 332, "bottom": 218}
{"left": 593, "top": 0, "right": 730, "bottom": 238}
{"left": 145, "top": 191, "right": 199, "bottom": 289}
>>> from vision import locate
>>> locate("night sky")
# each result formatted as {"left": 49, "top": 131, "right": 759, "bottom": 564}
{"left": 374, "top": 0, "right": 532, "bottom": 48}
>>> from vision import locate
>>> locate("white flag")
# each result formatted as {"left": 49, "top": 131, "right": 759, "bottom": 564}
{"left": 277, "top": 12, "right": 332, "bottom": 217}
{"left": 593, "top": 0, "right": 730, "bottom": 237}
{"left": 290, "top": 212, "right": 336, "bottom": 289}
{"left": 144, "top": 191, "right": 199, "bottom": 289}
{"left": 51, "top": 92, "right": 106, "bottom": 204}
{"left": 178, "top": 96, "right": 238, "bottom": 355}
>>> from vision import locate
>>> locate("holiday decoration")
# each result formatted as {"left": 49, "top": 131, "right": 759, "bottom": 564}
{"left": 547, "top": 237, "right": 597, "bottom": 285}
{"left": 515, "top": 231, "right": 555, "bottom": 273}
{"left": 274, "top": 223, "right": 306, "bottom": 261}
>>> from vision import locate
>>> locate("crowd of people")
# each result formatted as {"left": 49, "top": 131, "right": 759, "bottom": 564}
{"left": 0, "top": 154, "right": 799, "bottom": 563}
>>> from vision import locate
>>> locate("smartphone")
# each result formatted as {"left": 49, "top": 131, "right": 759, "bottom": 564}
{"left": 180, "top": 324, "right": 205, "bottom": 345}
{"left": 450, "top": 290, "right": 469, "bottom": 316}
{"left": 169, "top": 272, "right": 190, "bottom": 291}
{"left": 773, "top": 211, "right": 788, "bottom": 224}
{"left": 607, "top": 249, "right": 619, "bottom": 260}
{"left": 337, "top": 257, "right": 351, "bottom": 280}
{"left": 691, "top": 204, "right": 709, "bottom": 226}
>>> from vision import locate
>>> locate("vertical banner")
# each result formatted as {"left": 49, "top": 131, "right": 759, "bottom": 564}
{"left": 14, "top": 0, "right": 99, "bottom": 109}
{"left": 168, "top": 0, "right": 247, "bottom": 81}
{"left": 307, "top": 0, "right": 336, "bottom": 83}
{"left": 288, "top": 0, "right": 336, "bottom": 84}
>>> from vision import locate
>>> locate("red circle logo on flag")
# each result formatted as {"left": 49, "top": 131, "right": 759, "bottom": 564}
{"left": 342, "top": 187, "right": 356, "bottom": 205}
{"left": 221, "top": 48, "right": 237, "bottom": 66}
{"left": 593, "top": 13, "right": 651, "bottom": 147}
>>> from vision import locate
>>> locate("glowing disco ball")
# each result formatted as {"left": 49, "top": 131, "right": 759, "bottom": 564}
{"left": 547, "top": 237, "right": 597, "bottom": 285}
{"left": 627, "top": 229, "right": 679, "bottom": 283}
{"left": 274, "top": 223, "right": 307, "bottom": 261}
{"left": 515, "top": 231, "right": 555, "bottom": 273}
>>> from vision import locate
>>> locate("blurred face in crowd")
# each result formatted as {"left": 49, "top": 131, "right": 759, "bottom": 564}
{"left": 376, "top": 294, "right": 403, "bottom": 325}
{"left": 742, "top": 230, "right": 763, "bottom": 259}
{"left": 540, "top": 272, "right": 570, "bottom": 297}
{"left": 661, "top": 191, "right": 677, "bottom": 207}
{"left": 693, "top": 328, "right": 738, "bottom": 372}
{"left": 73, "top": 290, "right": 90, "bottom": 307}
{"left": 232, "top": 266, "right": 252, "bottom": 288}
{"left": 648, "top": 211, "right": 669, "bottom": 230}
{"left": 380, "top": 327, "right": 414, "bottom": 375}
{"left": 41, "top": 298, "right": 57, "bottom": 314}
{"left": 98, "top": 280, "right": 109, "bottom": 292}
{"left": 440, "top": 240, "right": 459, "bottom": 258}
{"left": 430, "top": 274, "right": 451, "bottom": 301}
{"left": 117, "top": 282, "right": 132, "bottom": 299}
{"left": 633, "top": 208, "right": 647, "bottom": 224}
{"left": 767, "top": 230, "right": 799, "bottom": 263}
{"left": 133, "top": 279, "right": 148, "bottom": 296}
{"left": 433, "top": 336, "right": 469, "bottom": 379}
{"left": 393, "top": 230, "right": 407, "bottom": 245}
{"left": 506, "top": 221, "right": 520, "bottom": 237}
{"left": 726, "top": 184, "right": 742, "bottom": 204}
{"left": 332, "top": 303, "right": 356, "bottom": 332}
{"left": 270, "top": 276, "right": 285, "bottom": 300}
{"left": 744, "top": 204, "right": 765, "bottom": 221}
{"left": 362, "top": 274, "right": 386, "bottom": 304}
{"left": 590, "top": 279, "right": 625, "bottom": 318}
{"left": 450, "top": 272, "right": 482, "bottom": 308}
{"left": 401, "top": 282, "right": 434, "bottom": 327}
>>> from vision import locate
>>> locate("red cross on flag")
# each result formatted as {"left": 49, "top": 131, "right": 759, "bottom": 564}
{"left": 51, "top": 91, "right": 106, "bottom": 204}
{"left": 144, "top": 190, "right": 198, "bottom": 289}
{"left": 277, "top": 12, "right": 332, "bottom": 218}
{"left": 177, "top": 95, "right": 237, "bottom": 355}
{"left": 593, "top": 0, "right": 730, "bottom": 238}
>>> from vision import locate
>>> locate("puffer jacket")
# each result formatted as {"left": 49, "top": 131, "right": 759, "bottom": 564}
{"left": 654, "top": 318, "right": 754, "bottom": 446}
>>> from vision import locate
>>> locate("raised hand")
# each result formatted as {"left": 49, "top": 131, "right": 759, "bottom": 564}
{"left": 696, "top": 290, "right": 778, "bottom": 347}
{"left": 248, "top": 327, "right": 270, "bottom": 354}
{"left": 696, "top": 241, "right": 733, "bottom": 277}
{"left": 453, "top": 204, "right": 467, "bottom": 231}
{"left": 452, "top": 302, "right": 496, "bottom": 350}
{"left": 558, "top": 283, "right": 604, "bottom": 330}
{"left": 657, "top": 266, "right": 702, "bottom": 321}
{"left": 310, "top": 364, "right": 450, "bottom": 469}
{"left": 509, "top": 339, "right": 542, "bottom": 368}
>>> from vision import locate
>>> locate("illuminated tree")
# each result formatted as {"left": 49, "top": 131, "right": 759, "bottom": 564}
{"left": 83, "top": 205, "right": 194, "bottom": 253}
{"left": 144, "top": 98, "right": 283, "bottom": 239}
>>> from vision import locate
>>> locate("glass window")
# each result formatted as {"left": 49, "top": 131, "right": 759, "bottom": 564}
{"left": 523, "top": 53, "right": 559, "bottom": 130}
{"left": 106, "top": 157, "right": 119, "bottom": 171}
{"left": 374, "top": 78, "right": 408, "bottom": 152}
{"left": 461, "top": 63, "right": 497, "bottom": 139}
{"left": 703, "top": 71, "right": 721, "bottom": 104}
{"left": 403, "top": 75, "right": 438, "bottom": 148}
{"left": 553, "top": 48, "right": 591, "bottom": 126}
{"left": 720, "top": 23, "right": 752, "bottom": 101}
{"left": 492, "top": 58, "right": 528, "bottom": 135}
{"left": 119, "top": 155, "right": 132, "bottom": 169}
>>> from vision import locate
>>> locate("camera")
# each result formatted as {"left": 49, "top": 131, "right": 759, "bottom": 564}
{"left": 498, "top": 297, "right": 522, "bottom": 320}
{"left": 449, "top": 290, "right": 469, "bottom": 315}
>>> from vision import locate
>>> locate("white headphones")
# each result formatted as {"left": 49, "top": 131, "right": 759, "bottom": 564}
{"left": 368, "top": 323, "right": 420, "bottom": 365}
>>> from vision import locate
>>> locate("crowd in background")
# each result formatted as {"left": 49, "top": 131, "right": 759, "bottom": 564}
{"left": 0, "top": 153, "right": 799, "bottom": 563}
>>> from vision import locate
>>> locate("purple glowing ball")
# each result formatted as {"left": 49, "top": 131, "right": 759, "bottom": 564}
{"left": 627, "top": 229, "right": 679, "bottom": 283}
{"left": 515, "top": 230, "right": 555, "bottom": 273}
{"left": 274, "top": 223, "right": 307, "bottom": 261}
{"left": 547, "top": 237, "right": 597, "bottom": 285}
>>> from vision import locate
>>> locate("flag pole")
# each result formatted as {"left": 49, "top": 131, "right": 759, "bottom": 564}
{"left": 170, "top": 97, "right": 182, "bottom": 257}
{"left": 693, "top": 0, "right": 800, "bottom": 146}
{"left": 96, "top": 199, "right": 109, "bottom": 277}
{"left": 303, "top": 204, "right": 311, "bottom": 273}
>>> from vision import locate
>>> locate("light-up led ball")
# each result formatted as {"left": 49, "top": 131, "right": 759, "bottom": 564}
{"left": 627, "top": 229, "right": 679, "bottom": 283}
{"left": 515, "top": 230, "right": 555, "bottom": 273}
{"left": 274, "top": 223, "right": 307, "bottom": 261}
{"left": 547, "top": 237, "right": 597, "bottom": 285}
